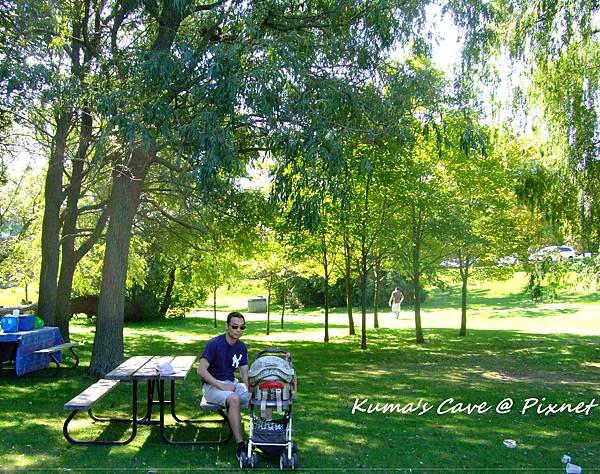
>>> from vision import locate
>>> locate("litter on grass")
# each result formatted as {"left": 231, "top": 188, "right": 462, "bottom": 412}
{"left": 566, "top": 463, "right": 582, "bottom": 474}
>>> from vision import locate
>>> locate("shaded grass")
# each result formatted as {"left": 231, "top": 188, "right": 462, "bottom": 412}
{"left": 292, "top": 329, "right": 600, "bottom": 471}
{"left": 1, "top": 311, "right": 600, "bottom": 472}
{"left": 2, "top": 275, "right": 600, "bottom": 471}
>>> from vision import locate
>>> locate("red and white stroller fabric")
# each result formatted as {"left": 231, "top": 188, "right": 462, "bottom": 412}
{"left": 249, "top": 353, "right": 296, "bottom": 417}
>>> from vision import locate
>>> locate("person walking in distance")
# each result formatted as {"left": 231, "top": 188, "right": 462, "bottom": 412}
{"left": 389, "top": 287, "right": 405, "bottom": 319}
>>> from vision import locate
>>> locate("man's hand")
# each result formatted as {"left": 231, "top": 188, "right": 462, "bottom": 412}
{"left": 220, "top": 382, "right": 236, "bottom": 392}
{"left": 199, "top": 358, "right": 235, "bottom": 392}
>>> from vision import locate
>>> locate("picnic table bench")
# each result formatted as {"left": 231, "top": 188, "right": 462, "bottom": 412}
{"left": 156, "top": 357, "right": 232, "bottom": 445}
{"left": 200, "top": 397, "right": 226, "bottom": 412}
{"left": 34, "top": 341, "right": 80, "bottom": 368}
{"left": 63, "top": 379, "right": 126, "bottom": 445}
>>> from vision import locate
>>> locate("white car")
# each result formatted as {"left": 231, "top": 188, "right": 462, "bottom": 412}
{"left": 498, "top": 255, "right": 519, "bottom": 266}
{"left": 529, "top": 245, "right": 577, "bottom": 261}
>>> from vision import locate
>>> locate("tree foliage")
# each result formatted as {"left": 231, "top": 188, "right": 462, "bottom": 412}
{"left": 502, "top": 0, "right": 600, "bottom": 251}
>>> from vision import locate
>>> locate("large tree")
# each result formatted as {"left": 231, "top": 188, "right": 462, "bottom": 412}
{"left": 2, "top": 0, "right": 114, "bottom": 339}
{"left": 441, "top": 114, "right": 521, "bottom": 336}
{"left": 482, "top": 1, "right": 600, "bottom": 251}
{"left": 85, "top": 0, "right": 415, "bottom": 374}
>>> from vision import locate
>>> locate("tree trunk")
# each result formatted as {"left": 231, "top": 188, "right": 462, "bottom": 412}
{"left": 343, "top": 233, "right": 355, "bottom": 335}
{"left": 38, "top": 111, "right": 71, "bottom": 326}
{"left": 373, "top": 268, "right": 380, "bottom": 329}
{"left": 360, "top": 265, "right": 367, "bottom": 350}
{"left": 266, "top": 273, "right": 272, "bottom": 336}
{"left": 280, "top": 274, "right": 286, "bottom": 329}
{"left": 360, "top": 174, "right": 371, "bottom": 350}
{"left": 88, "top": 5, "right": 182, "bottom": 375}
{"left": 413, "top": 273, "right": 424, "bottom": 344}
{"left": 159, "top": 267, "right": 176, "bottom": 318}
{"left": 459, "top": 252, "right": 469, "bottom": 337}
{"left": 412, "top": 206, "right": 425, "bottom": 344}
{"left": 55, "top": 107, "right": 92, "bottom": 340}
{"left": 213, "top": 285, "right": 217, "bottom": 328}
{"left": 89, "top": 150, "right": 154, "bottom": 376}
{"left": 322, "top": 235, "right": 330, "bottom": 343}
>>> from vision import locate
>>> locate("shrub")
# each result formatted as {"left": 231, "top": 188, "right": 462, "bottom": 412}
{"left": 271, "top": 271, "right": 426, "bottom": 309}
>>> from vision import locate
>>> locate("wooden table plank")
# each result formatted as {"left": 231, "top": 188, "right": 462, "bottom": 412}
{"left": 34, "top": 342, "right": 79, "bottom": 354}
{"left": 64, "top": 379, "right": 120, "bottom": 410}
{"left": 104, "top": 356, "right": 153, "bottom": 381}
{"left": 132, "top": 356, "right": 175, "bottom": 380}
{"left": 160, "top": 355, "right": 196, "bottom": 381}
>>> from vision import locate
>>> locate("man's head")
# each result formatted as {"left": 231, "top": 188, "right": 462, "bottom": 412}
{"left": 226, "top": 311, "right": 246, "bottom": 342}
{"left": 394, "top": 287, "right": 399, "bottom": 291}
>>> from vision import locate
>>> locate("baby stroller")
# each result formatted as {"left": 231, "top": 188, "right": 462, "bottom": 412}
{"left": 240, "top": 349, "right": 298, "bottom": 470}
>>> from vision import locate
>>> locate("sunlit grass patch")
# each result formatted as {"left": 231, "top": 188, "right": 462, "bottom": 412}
{"left": 1, "top": 279, "right": 599, "bottom": 471}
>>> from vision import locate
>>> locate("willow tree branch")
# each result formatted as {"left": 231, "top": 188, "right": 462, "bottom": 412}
{"left": 141, "top": 197, "right": 207, "bottom": 233}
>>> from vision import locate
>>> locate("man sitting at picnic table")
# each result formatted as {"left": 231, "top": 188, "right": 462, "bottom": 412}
{"left": 198, "top": 311, "right": 251, "bottom": 461}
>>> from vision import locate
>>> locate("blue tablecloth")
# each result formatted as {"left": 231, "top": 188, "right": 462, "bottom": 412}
{"left": 0, "top": 327, "right": 64, "bottom": 376}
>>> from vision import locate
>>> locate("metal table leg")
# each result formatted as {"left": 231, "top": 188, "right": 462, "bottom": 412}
{"left": 158, "top": 378, "right": 232, "bottom": 446}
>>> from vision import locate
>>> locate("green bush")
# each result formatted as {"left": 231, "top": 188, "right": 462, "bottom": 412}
{"left": 124, "top": 284, "right": 161, "bottom": 322}
{"left": 272, "top": 271, "right": 426, "bottom": 308}
{"left": 123, "top": 261, "right": 208, "bottom": 322}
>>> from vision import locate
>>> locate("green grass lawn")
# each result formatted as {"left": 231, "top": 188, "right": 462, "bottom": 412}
{"left": 1, "top": 276, "right": 599, "bottom": 472}
{"left": 0, "top": 286, "right": 36, "bottom": 307}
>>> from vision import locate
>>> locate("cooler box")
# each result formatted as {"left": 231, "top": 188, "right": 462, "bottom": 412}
{"left": 1, "top": 316, "right": 19, "bottom": 333}
{"left": 18, "top": 314, "right": 35, "bottom": 331}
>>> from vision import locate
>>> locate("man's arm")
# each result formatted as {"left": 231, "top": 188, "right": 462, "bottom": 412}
{"left": 198, "top": 358, "right": 235, "bottom": 392}
{"left": 400, "top": 292, "right": 405, "bottom": 303}
{"left": 239, "top": 364, "right": 249, "bottom": 390}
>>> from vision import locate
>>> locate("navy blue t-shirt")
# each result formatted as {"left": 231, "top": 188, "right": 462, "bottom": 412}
{"left": 201, "top": 334, "right": 248, "bottom": 381}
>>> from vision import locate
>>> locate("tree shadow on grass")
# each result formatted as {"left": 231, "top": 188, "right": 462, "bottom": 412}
{"left": 2, "top": 326, "right": 599, "bottom": 471}
{"left": 480, "top": 307, "right": 578, "bottom": 318}
{"left": 282, "top": 328, "right": 600, "bottom": 470}
{"left": 424, "top": 287, "right": 537, "bottom": 311}
{"left": 114, "top": 314, "right": 347, "bottom": 338}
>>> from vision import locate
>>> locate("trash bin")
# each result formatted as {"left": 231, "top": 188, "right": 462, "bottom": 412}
{"left": 247, "top": 297, "right": 267, "bottom": 313}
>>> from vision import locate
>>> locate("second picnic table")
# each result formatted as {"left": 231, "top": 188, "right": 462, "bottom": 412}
{"left": 0, "top": 326, "right": 77, "bottom": 376}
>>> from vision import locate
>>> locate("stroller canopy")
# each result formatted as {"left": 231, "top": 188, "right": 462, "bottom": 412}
{"left": 249, "top": 355, "right": 294, "bottom": 384}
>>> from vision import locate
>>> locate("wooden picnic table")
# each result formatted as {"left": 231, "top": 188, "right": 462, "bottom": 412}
{"left": 63, "top": 355, "right": 231, "bottom": 446}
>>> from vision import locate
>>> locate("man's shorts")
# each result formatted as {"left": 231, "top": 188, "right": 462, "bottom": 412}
{"left": 392, "top": 303, "right": 402, "bottom": 313}
{"left": 203, "top": 379, "right": 251, "bottom": 408}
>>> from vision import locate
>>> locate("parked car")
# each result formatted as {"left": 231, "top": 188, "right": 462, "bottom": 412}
{"left": 529, "top": 245, "right": 577, "bottom": 261}
{"left": 497, "top": 255, "right": 519, "bottom": 266}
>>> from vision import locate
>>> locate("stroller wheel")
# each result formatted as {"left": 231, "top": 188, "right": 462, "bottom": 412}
{"left": 239, "top": 452, "right": 249, "bottom": 469}
{"left": 250, "top": 453, "right": 259, "bottom": 469}
{"left": 292, "top": 441, "right": 298, "bottom": 469}
{"left": 279, "top": 452, "right": 288, "bottom": 470}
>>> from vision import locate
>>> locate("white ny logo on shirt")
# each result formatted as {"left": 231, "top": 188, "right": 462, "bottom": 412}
{"left": 232, "top": 354, "right": 242, "bottom": 368}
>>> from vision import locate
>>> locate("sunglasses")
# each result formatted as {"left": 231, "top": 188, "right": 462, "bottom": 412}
{"left": 229, "top": 324, "right": 246, "bottom": 330}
